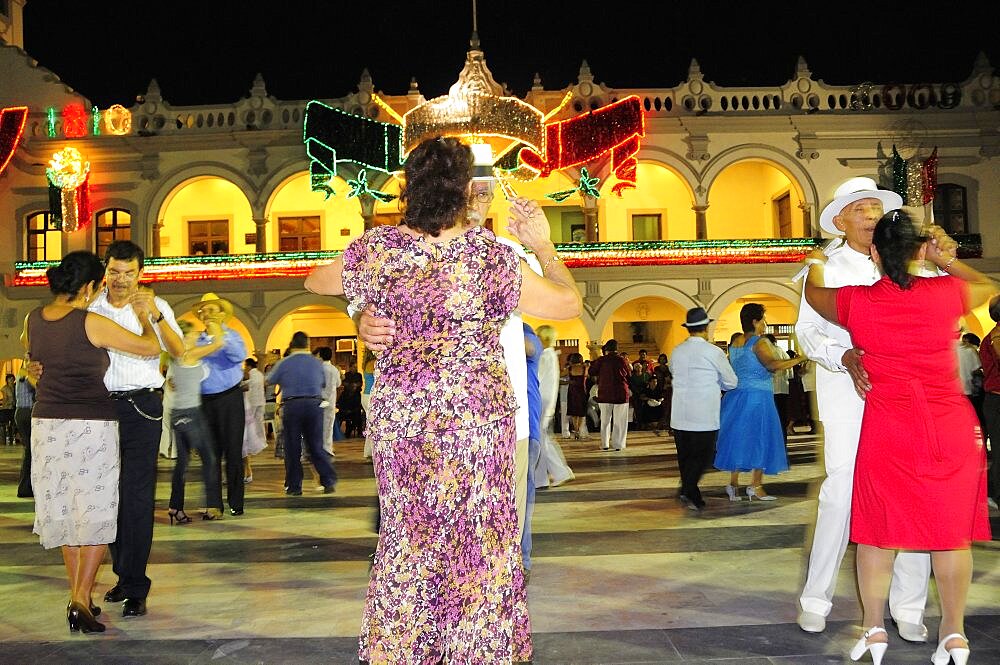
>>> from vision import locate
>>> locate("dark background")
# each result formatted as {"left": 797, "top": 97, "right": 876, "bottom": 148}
{"left": 21, "top": 0, "right": 1000, "bottom": 107}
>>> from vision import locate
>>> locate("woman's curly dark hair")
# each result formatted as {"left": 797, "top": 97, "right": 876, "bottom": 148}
{"left": 46, "top": 251, "right": 105, "bottom": 298}
{"left": 873, "top": 209, "right": 928, "bottom": 289}
{"left": 399, "top": 137, "right": 474, "bottom": 237}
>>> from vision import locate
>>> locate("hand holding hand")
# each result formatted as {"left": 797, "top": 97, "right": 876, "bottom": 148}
{"left": 842, "top": 347, "right": 871, "bottom": 399}
{"left": 924, "top": 224, "right": 958, "bottom": 269}
{"left": 131, "top": 288, "right": 159, "bottom": 322}
{"left": 359, "top": 306, "right": 395, "bottom": 351}
{"left": 506, "top": 197, "right": 552, "bottom": 253}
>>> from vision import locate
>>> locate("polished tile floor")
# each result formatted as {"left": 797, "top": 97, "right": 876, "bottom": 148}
{"left": 0, "top": 430, "right": 997, "bottom": 664}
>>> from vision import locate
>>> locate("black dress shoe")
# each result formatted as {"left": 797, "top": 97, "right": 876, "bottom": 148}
{"left": 104, "top": 585, "right": 126, "bottom": 603}
{"left": 122, "top": 598, "right": 147, "bottom": 617}
{"left": 230, "top": 508, "right": 244, "bottom": 516}
{"left": 285, "top": 488, "right": 302, "bottom": 496}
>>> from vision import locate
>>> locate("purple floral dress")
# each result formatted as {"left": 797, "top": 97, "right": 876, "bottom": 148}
{"left": 343, "top": 224, "right": 532, "bottom": 663}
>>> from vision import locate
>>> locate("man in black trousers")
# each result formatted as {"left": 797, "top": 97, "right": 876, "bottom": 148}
{"left": 90, "top": 241, "right": 185, "bottom": 617}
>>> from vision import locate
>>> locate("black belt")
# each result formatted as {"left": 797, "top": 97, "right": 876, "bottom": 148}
{"left": 109, "top": 388, "right": 162, "bottom": 400}
{"left": 283, "top": 395, "right": 321, "bottom": 402}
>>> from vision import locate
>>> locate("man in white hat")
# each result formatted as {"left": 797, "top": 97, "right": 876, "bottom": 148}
{"left": 669, "top": 307, "right": 738, "bottom": 510}
{"left": 794, "top": 177, "right": 931, "bottom": 639}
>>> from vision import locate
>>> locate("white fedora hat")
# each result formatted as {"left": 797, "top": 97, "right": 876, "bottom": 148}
{"left": 818, "top": 177, "right": 903, "bottom": 235}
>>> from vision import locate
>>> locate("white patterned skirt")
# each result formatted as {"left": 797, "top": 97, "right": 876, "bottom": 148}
{"left": 30, "top": 418, "right": 120, "bottom": 549}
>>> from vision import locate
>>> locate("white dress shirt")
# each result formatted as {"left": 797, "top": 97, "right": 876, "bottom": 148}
{"left": 956, "top": 342, "right": 982, "bottom": 395}
{"left": 771, "top": 344, "right": 791, "bottom": 394}
{"left": 794, "top": 243, "right": 879, "bottom": 423}
{"left": 669, "top": 335, "right": 738, "bottom": 431}
{"left": 88, "top": 289, "right": 183, "bottom": 391}
{"left": 320, "top": 362, "right": 341, "bottom": 401}
{"left": 247, "top": 367, "right": 266, "bottom": 407}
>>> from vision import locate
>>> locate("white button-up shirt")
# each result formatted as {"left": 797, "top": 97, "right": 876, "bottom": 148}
{"left": 669, "top": 335, "right": 738, "bottom": 431}
{"left": 794, "top": 242, "right": 879, "bottom": 423}
{"left": 89, "top": 289, "right": 183, "bottom": 391}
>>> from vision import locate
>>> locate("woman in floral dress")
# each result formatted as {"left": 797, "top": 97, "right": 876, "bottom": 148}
{"left": 305, "top": 137, "right": 581, "bottom": 663}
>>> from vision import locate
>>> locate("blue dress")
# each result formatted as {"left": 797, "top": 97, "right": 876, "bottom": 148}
{"left": 714, "top": 336, "right": 788, "bottom": 475}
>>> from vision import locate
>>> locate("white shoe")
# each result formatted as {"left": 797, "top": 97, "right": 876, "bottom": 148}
{"left": 850, "top": 626, "right": 887, "bottom": 664}
{"left": 725, "top": 485, "right": 743, "bottom": 502}
{"left": 746, "top": 485, "right": 777, "bottom": 501}
{"left": 988, "top": 497, "right": 999, "bottom": 510}
{"left": 931, "top": 633, "right": 969, "bottom": 665}
{"left": 891, "top": 617, "right": 927, "bottom": 642}
{"left": 797, "top": 610, "right": 826, "bottom": 633}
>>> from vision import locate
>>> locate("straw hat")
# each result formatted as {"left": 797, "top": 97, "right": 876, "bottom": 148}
{"left": 191, "top": 292, "right": 234, "bottom": 321}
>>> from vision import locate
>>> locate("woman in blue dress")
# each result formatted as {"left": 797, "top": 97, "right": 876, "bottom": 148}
{"left": 715, "top": 303, "right": 805, "bottom": 501}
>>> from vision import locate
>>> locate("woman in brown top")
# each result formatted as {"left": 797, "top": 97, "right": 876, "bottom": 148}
{"left": 22, "top": 251, "right": 160, "bottom": 634}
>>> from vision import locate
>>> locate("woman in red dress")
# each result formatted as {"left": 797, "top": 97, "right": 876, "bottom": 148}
{"left": 805, "top": 211, "right": 992, "bottom": 665}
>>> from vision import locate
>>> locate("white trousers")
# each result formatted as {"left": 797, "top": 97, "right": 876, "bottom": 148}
{"left": 799, "top": 420, "right": 931, "bottom": 622}
{"left": 559, "top": 383, "right": 570, "bottom": 436}
{"left": 321, "top": 405, "right": 335, "bottom": 456}
{"left": 598, "top": 402, "right": 628, "bottom": 450}
{"left": 535, "top": 416, "right": 574, "bottom": 487}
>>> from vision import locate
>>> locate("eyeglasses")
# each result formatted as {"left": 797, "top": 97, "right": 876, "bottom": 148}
{"left": 472, "top": 187, "right": 494, "bottom": 203}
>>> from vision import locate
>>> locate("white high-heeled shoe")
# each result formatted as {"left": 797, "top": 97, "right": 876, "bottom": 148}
{"left": 725, "top": 485, "right": 742, "bottom": 502}
{"left": 850, "top": 626, "right": 888, "bottom": 665}
{"left": 931, "top": 633, "right": 969, "bottom": 665}
{"left": 746, "top": 485, "right": 777, "bottom": 501}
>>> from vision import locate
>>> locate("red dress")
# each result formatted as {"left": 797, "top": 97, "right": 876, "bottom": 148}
{"left": 837, "top": 275, "right": 991, "bottom": 549}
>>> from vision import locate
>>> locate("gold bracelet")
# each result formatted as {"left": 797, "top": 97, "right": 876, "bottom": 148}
{"left": 541, "top": 253, "right": 561, "bottom": 273}
{"left": 942, "top": 256, "right": 957, "bottom": 273}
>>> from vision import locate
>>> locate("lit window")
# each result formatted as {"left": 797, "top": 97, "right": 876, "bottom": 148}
{"left": 631, "top": 213, "right": 662, "bottom": 241}
{"left": 933, "top": 184, "right": 968, "bottom": 234}
{"left": 95, "top": 209, "right": 131, "bottom": 258}
{"left": 188, "top": 220, "right": 229, "bottom": 255}
{"left": 26, "top": 212, "right": 62, "bottom": 261}
{"left": 278, "top": 216, "right": 321, "bottom": 251}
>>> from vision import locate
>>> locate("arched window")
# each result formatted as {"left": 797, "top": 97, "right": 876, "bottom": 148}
{"left": 26, "top": 211, "right": 62, "bottom": 261}
{"left": 95, "top": 209, "right": 132, "bottom": 258}
{"left": 933, "top": 184, "right": 968, "bottom": 234}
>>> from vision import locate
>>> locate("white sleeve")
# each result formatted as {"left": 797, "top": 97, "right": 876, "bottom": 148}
{"left": 155, "top": 297, "right": 185, "bottom": 351}
{"left": 538, "top": 349, "right": 559, "bottom": 419}
{"left": 713, "top": 350, "right": 738, "bottom": 390}
{"left": 794, "top": 281, "right": 851, "bottom": 374}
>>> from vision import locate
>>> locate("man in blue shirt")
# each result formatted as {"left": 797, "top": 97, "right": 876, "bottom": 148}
{"left": 194, "top": 293, "right": 248, "bottom": 516}
{"left": 267, "top": 331, "right": 337, "bottom": 495}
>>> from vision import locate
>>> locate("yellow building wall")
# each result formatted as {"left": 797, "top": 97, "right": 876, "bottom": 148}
{"left": 267, "top": 174, "right": 366, "bottom": 252}
{"left": 601, "top": 163, "right": 696, "bottom": 241}
{"left": 708, "top": 162, "right": 803, "bottom": 239}
{"left": 598, "top": 297, "right": 690, "bottom": 357}
{"left": 713, "top": 294, "right": 799, "bottom": 345}
{"left": 521, "top": 316, "right": 590, "bottom": 357}
{"left": 159, "top": 177, "right": 255, "bottom": 256}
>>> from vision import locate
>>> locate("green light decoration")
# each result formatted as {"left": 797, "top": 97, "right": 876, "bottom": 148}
{"left": 91, "top": 107, "right": 101, "bottom": 136}
{"left": 46, "top": 108, "right": 57, "bottom": 138}
{"left": 346, "top": 169, "right": 398, "bottom": 203}
{"left": 545, "top": 167, "right": 601, "bottom": 202}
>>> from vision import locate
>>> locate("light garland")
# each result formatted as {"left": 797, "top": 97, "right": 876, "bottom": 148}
{"left": 519, "top": 96, "right": 645, "bottom": 195}
{"left": 303, "top": 101, "right": 404, "bottom": 198}
{"left": 12, "top": 235, "right": 982, "bottom": 288}
{"left": 0, "top": 106, "right": 28, "bottom": 177}
{"left": 46, "top": 147, "right": 91, "bottom": 232}
{"left": 402, "top": 90, "right": 546, "bottom": 156}
{"left": 62, "top": 103, "right": 88, "bottom": 138}
{"left": 103, "top": 104, "right": 132, "bottom": 135}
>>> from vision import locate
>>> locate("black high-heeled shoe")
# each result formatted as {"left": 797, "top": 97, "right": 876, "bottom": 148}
{"left": 201, "top": 508, "right": 224, "bottom": 521}
{"left": 67, "top": 601, "right": 101, "bottom": 617}
{"left": 67, "top": 601, "right": 106, "bottom": 633}
{"left": 168, "top": 509, "right": 192, "bottom": 525}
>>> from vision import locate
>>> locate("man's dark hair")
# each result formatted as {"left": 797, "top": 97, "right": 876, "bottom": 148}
{"left": 104, "top": 240, "right": 145, "bottom": 270}
{"left": 289, "top": 331, "right": 310, "bottom": 349}
{"left": 686, "top": 324, "right": 708, "bottom": 334}
{"left": 963, "top": 333, "right": 981, "bottom": 347}
{"left": 245, "top": 357, "right": 258, "bottom": 369}
{"left": 315, "top": 346, "right": 333, "bottom": 361}
{"left": 603, "top": 339, "right": 618, "bottom": 353}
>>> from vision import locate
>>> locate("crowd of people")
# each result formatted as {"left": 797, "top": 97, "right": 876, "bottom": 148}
{"left": 7, "top": 148, "right": 995, "bottom": 665}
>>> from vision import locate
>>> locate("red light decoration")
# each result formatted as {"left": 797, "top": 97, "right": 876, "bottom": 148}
{"left": 519, "top": 96, "right": 645, "bottom": 196}
{"left": 0, "top": 106, "right": 28, "bottom": 177}
{"left": 62, "top": 103, "right": 89, "bottom": 138}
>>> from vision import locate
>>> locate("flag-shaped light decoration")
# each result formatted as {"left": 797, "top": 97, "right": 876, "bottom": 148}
{"left": 302, "top": 41, "right": 645, "bottom": 198}
{"left": 890, "top": 145, "right": 939, "bottom": 206}
{"left": 0, "top": 106, "right": 28, "bottom": 177}
{"left": 46, "top": 147, "right": 91, "bottom": 232}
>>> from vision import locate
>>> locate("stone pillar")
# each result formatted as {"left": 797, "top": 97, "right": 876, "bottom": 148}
{"left": 692, "top": 204, "right": 709, "bottom": 240}
{"left": 582, "top": 194, "right": 599, "bottom": 242}
{"left": 151, "top": 219, "right": 163, "bottom": 256}
{"left": 359, "top": 197, "right": 377, "bottom": 231}
{"left": 798, "top": 202, "right": 814, "bottom": 236}
{"left": 254, "top": 217, "right": 268, "bottom": 253}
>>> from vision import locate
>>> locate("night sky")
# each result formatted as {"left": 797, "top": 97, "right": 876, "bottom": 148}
{"left": 21, "top": 0, "right": 1000, "bottom": 108}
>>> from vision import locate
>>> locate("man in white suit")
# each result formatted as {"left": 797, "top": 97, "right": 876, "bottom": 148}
{"left": 794, "top": 177, "right": 931, "bottom": 640}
